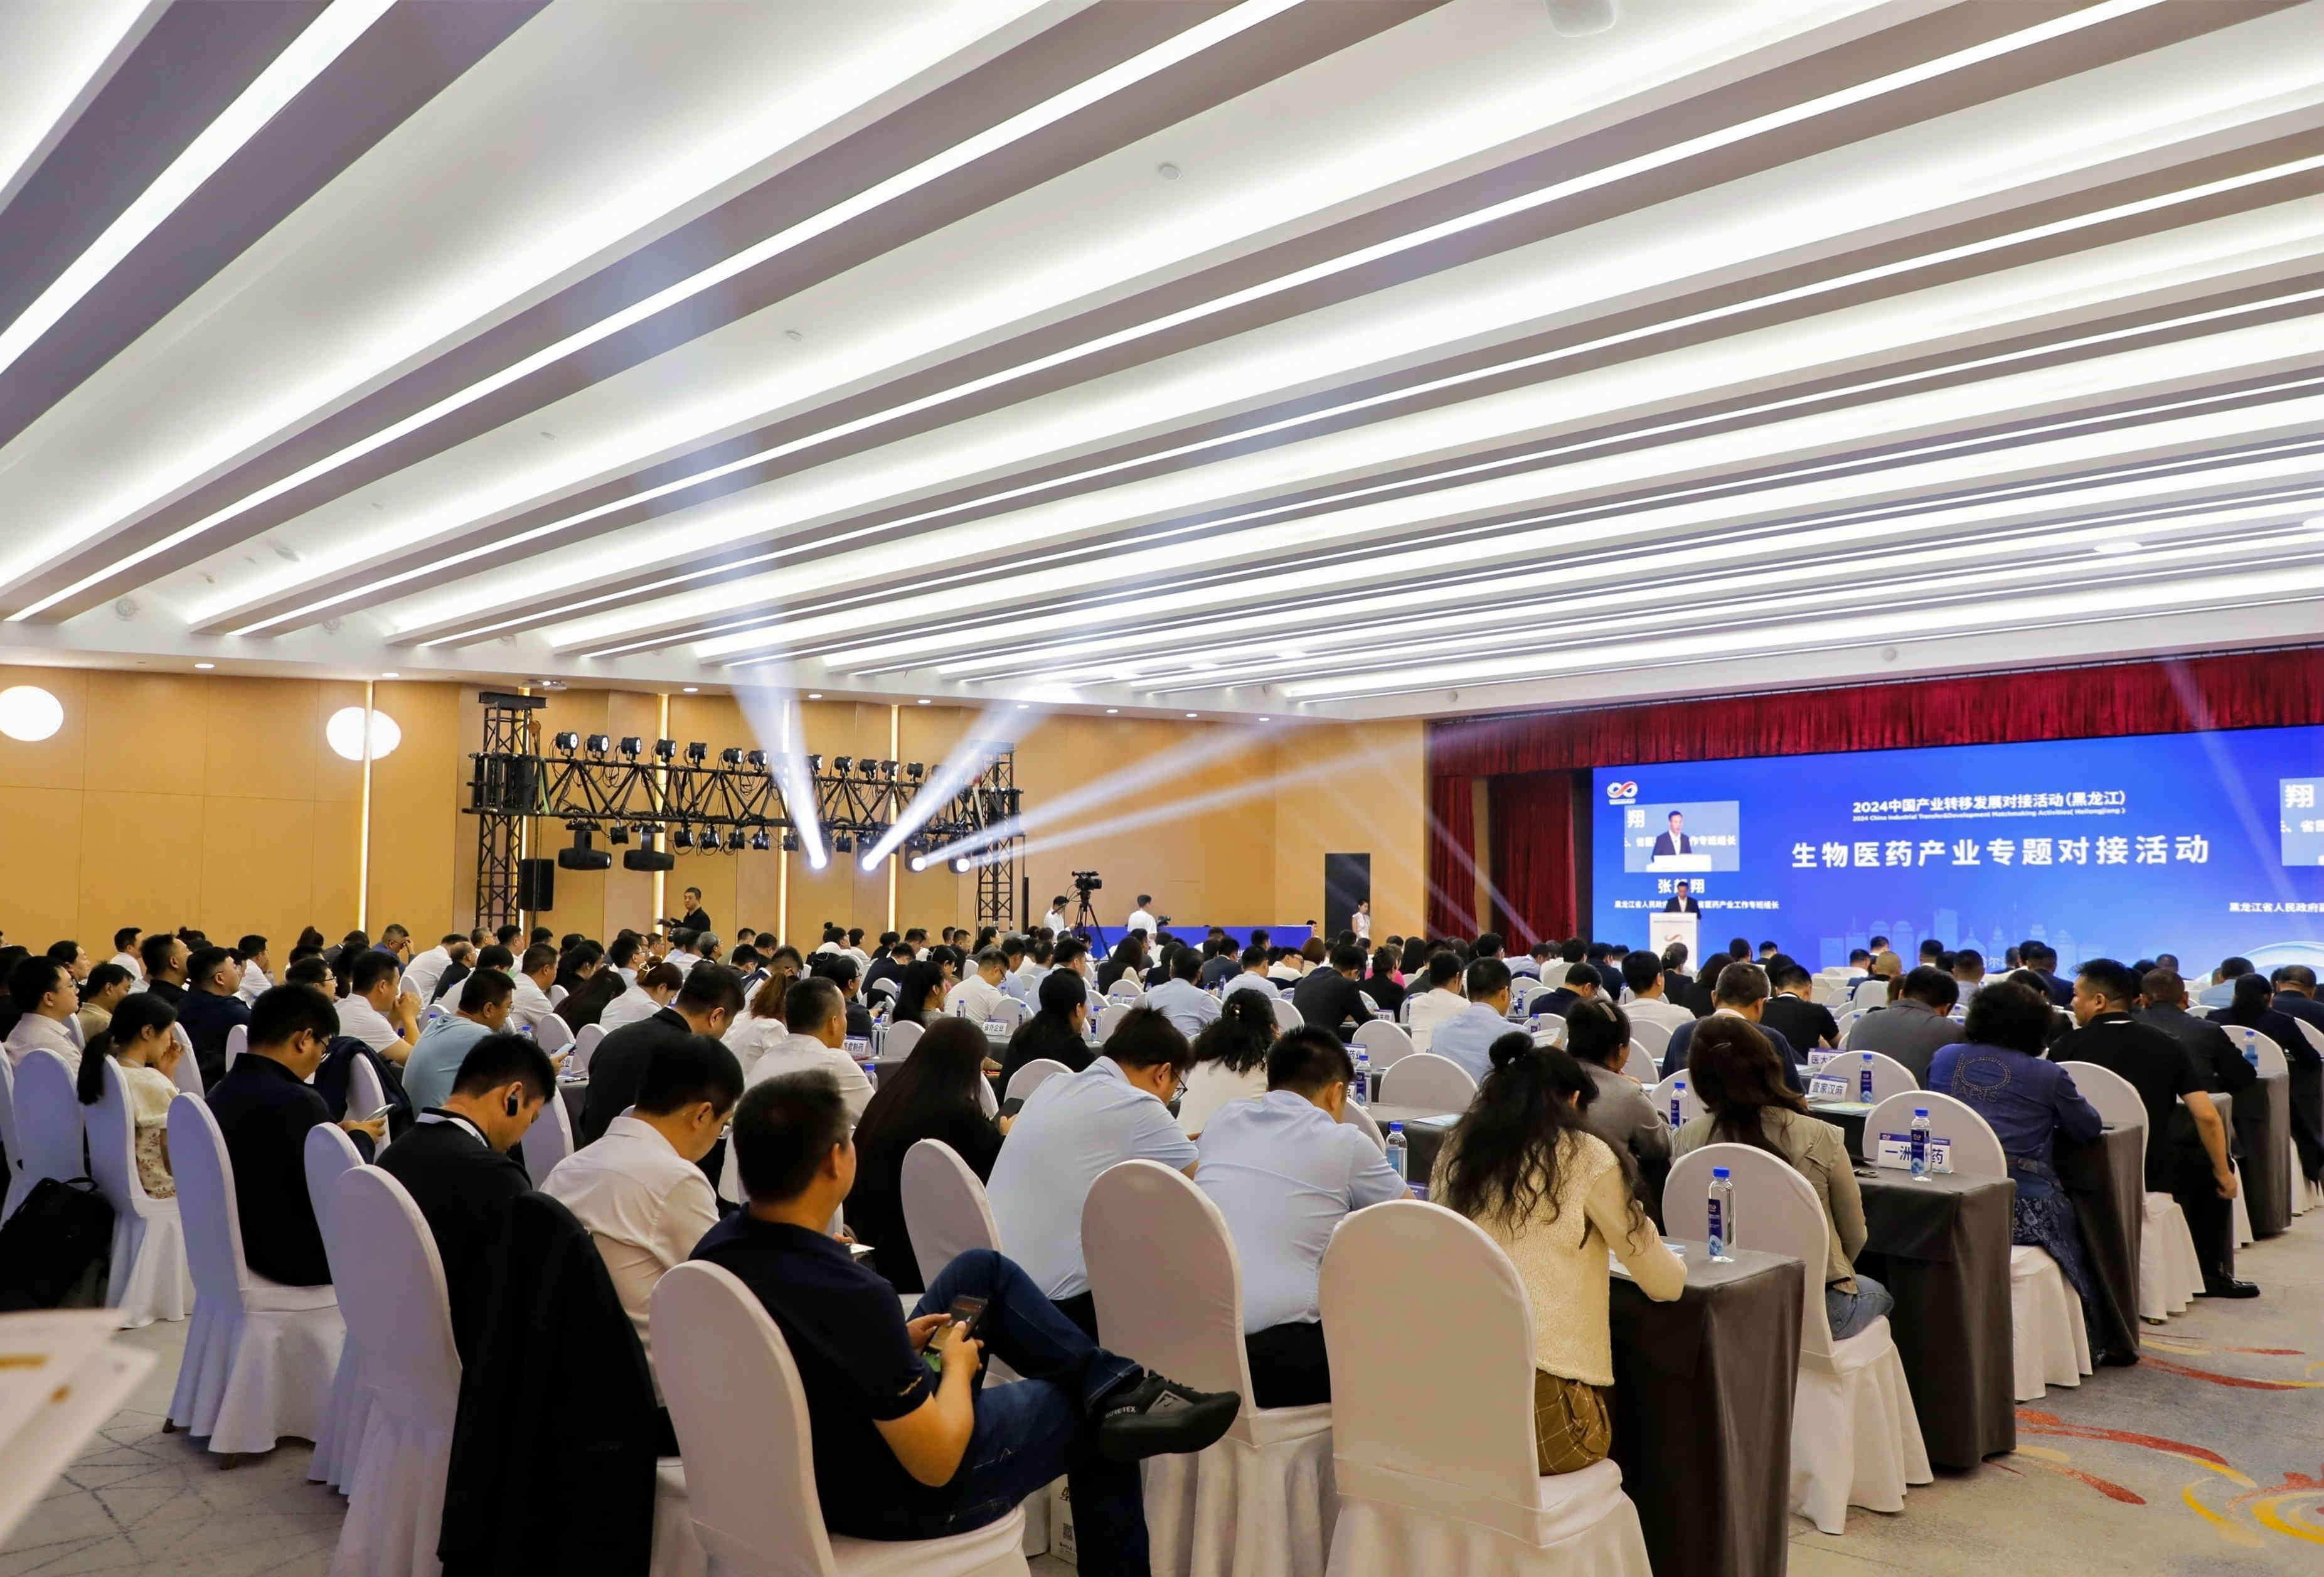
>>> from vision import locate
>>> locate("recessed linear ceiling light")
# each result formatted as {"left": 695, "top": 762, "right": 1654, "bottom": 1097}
{"left": 2092, "top": 541, "right": 2143, "bottom": 555}
{"left": 194, "top": 662, "right": 215, "bottom": 670}
{"left": 682, "top": 685, "right": 700, "bottom": 692}
{"left": 807, "top": 692, "right": 823, "bottom": 698}
{"left": 316, "top": 0, "right": 2171, "bottom": 654}
{"left": 1106, "top": 708, "right": 1120, "bottom": 714}
{"left": 380, "top": 671, "right": 398, "bottom": 678}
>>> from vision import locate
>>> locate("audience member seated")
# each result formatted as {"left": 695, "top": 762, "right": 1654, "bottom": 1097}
{"left": 138, "top": 933, "right": 189, "bottom": 1008}
{"left": 2197, "top": 955, "right": 2254, "bottom": 1010}
{"left": 1843, "top": 965, "right": 1963, "bottom": 1080}
{"left": 579, "top": 962, "right": 744, "bottom": 1147}
{"left": 1144, "top": 946, "right": 1223, "bottom": 1039}
{"left": 507, "top": 943, "right": 560, "bottom": 1034}
{"left": 1760, "top": 961, "right": 1841, "bottom": 1052}
{"left": 433, "top": 943, "right": 502, "bottom": 1009}
{"left": 1952, "top": 948, "right": 1989, "bottom": 1002}
{"left": 1436, "top": 1034, "right": 1683, "bottom": 1473}
{"left": 75, "top": 962, "right": 135, "bottom": 1045}
{"left": 2050, "top": 959, "right": 2248, "bottom": 1298}
{"left": 546, "top": 1033, "right": 740, "bottom": 1387}
{"left": 557, "top": 947, "right": 629, "bottom": 1031}
{"left": 1661, "top": 961, "right": 1803, "bottom": 1089}
{"left": 109, "top": 927, "right": 144, "bottom": 983}
{"left": 986, "top": 1008, "right": 1199, "bottom": 1336}
{"left": 1537, "top": 962, "right": 1602, "bottom": 1019}
{"left": 2220, "top": 971, "right": 2324, "bottom": 1181}
{"left": 176, "top": 946, "right": 252, "bottom": 1087}
{"left": 722, "top": 962, "right": 799, "bottom": 1081}
{"left": 843, "top": 1018, "right": 1006, "bottom": 1296}
{"left": 1620, "top": 952, "right": 1692, "bottom": 1035}
{"left": 743, "top": 976, "right": 873, "bottom": 1121}
{"left": 1400, "top": 949, "right": 1464, "bottom": 1039}
{"left": 4, "top": 953, "right": 82, "bottom": 1073}
{"left": 1176, "top": 991, "right": 1277, "bottom": 1138}
{"left": 400, "top": 933, "right": 462, "bottom": 1008}
{"left": 2137, "top": 967, "right": 2254, "bottom": 1099}
{"left": 403, "top": 969, "right": 516, "bottom": 1112}
{"left": 1427, "top": 956, "right": 1518, "bottom": 1084}
{"left": 890, "top": 958, "right": 952, "bottom": 1028}
{"left": 1289, "top": 942, "right": 1375, "bottom": 1035}
{"left": 1929, "top": 982, "right": 2110, "bottom": 1350}
{"left": 336, "top": 948, "right": 417, "bottom": 1065}
{"left": 999, "top": 969, "right": 1095, "bottom": 1095}
{"left": 944, "top": 946, "right": 1011, "bottom": 1024}
{"left": 377, "top": 1032, "right": 557, "bottom": 1359}
{"left": 207, "top": 986, "right": 385, "bottom": 1286}
{"left": 1361, "top": 946, "right": 1407, "bottom": 1015}
{"left": 74, "top": 993, "right": 184, "bottom": 1197}
{"left": 693, "top": 1072, "right": 1240, "bottom": 1573}
{"left": 1564, "top": 999, "right": 1670, "bottom": 1187}
{"left": 1195, "top": 1026, "right": 1407, "bottom": 1406}
{"left": 599, "top": 960, "right": 681, "bottom": 1034}
{"left": 1221, "top": 945, "right": 1281, "bottom": 1000}
{"left": 1676, "top": 1016, "right": 1890, "bottom": 1337}
{"left": 233, "top": 936, "right": 273, "bottom": 1003}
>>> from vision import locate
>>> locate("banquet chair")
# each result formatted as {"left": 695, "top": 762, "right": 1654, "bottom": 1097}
{"left": 225, "top": 1024, "right": 247, "bottom": 1071}
{"left": 305, "top": 1126, "right": 368, "bottom": 1492}
{"left": 1375, "top": 1053, "right": 1476, "bottom": 1111}
{"left": 1818, "top": 1050, "right": 1917, "bottom": 1106}
{"left": 1316, "top": 1201, "right": 1651, "bottom": 1577}
{"left": 1351, "top": 1020, "right": 1416, "bottom": 1071}
{"left": 534, "top": 1013, "right": 575, "bottom": 1057}
{"left": 86, "top": 1056, "right": 193, "bottom": 1329}
{"left": 567, "top": 1022, "right": 606, "bottom": 1077}
{"left": 981, "top": 996, "right": 1030, "bottom": 1032}
{"left": 1525, "top": 1013, "right": 1565, "bottom": 1047}
{"left": 1625, "top": 1018, "right": 1673, "bottom": 1064}
{"left": 2292, "top": 1019, "right": 2324, "bottom": 1212}
{"left": 1511, "top": 982, "right": 1552, "bottom": 1017}
{"left": 998, "top": 974, "right": 1030, "bottom": 1003}
{"left": 521, "top": 1085, "right": 576, "bottom": 1183}
{"left": 1096, "top": 1004, "right": 1132, "bottom": 1044}
{"left": 1084, "top": 1160, "right": 1336, "bottom": 1577}
{"left": 166, "top": 1094, "right": 344, "bottom": 1456}
{"left": 900, "top": 1139, "right": 1004, "bottom": 1289}
{"left": 1622, "top": 1044, "right": 1660, "bottom": 1085}
{"left": 348, "top": 1056, "right": 389, "bottom": 1139}
{"left": 1358, "top": 992, "right": 1379, "bottom": 1016}
{"left": 1860, "top": 1092, "right": 2089, "bottom": 1399}
{"left": 1003, "top": 1059, "right": 1072, "bottom": 1104}
{"left": 1647, "top": 1072, "right": 1703, "bottom": 1128}
{"left": 8, "top": 1051, "right": 84, "bottom": 1225}
{"left": 325, "top": 1165, "right": 461, "bottom": 1577}
{"left": 2214, "top": 1092, "right": 2254, "bottom": 1249}
{"left": 548, "top": 983, "right": 568, "bottom": 1009}
{"left": 0, "top": 1055, "right": 23, "bottom": 1221}
{"left": 1850, "top": 979, "right": 1892, "bottom": 1014}
{"left": 1108, "top": 978, "right": 1145, "bottom": 1003}
{"left": 171, "top": 1024, "right": 205, "bottom": 1095}
{"left": 881, "top": 1020, "right": 924, "bottom": 1062}
{"left": 2220, "top": 1029, "right": 2297, "bottom": 1221}
{"left": 2058, "top": 1061, "right": 2197, "bottom": 1320}
{"left": 1666, "top": 1145, "right": 1928, "bottom": 1532}
{"left": 1272, "top": 998, "right": 1304, "bottom": 1036}
{"left": 653, "top": 1261, "right": 1028, "bottom": 1576}
{"left": 1340, "top": 1101, "right": 1386, "bottom": 1152}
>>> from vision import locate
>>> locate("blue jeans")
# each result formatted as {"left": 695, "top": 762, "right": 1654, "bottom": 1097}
{"left": 880, "top": 1250, "right": 1148, "bottom": 1576}
{"left": 1826, "top": 1272, "right": 1894, "bottom": 1341}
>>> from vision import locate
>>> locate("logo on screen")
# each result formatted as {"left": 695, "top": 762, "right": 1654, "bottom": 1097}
{"left": 1606, "top": 781, "right": 1638, "bottom": 805}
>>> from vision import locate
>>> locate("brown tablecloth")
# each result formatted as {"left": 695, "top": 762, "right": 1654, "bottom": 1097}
{"left": 1609, "top": 1246, "right": 1803, "bottom": 1577}
{"left": 1853, "top": 1171, "right": 2017, "bottom": 1467}
{"left": 2236, "top": 1072, "right": 2291, "bottom": 1238}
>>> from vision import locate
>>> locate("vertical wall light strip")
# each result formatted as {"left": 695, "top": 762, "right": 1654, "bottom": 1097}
{"left": 888, "top": 704, "right": 901, "bottom": 933}
{"left": 654, "top": 693, "right": 670, "bottom": 922}
{"left": 357, "top": 678, "right": 375, "bottom": 932}
{"left": 516, "top": 685, "right": 533, "bottom": 929}
{"left": 778, "top": 841, "right": 790, "bottom": 950}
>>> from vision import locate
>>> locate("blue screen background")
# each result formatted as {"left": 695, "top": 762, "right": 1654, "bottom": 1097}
{"left": 1591, "top": 724, "right": 2324, "bottom": 973}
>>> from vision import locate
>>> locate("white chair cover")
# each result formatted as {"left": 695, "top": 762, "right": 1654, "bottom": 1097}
{"left": 985, "top": 997, "right": 1029, "bottom": 1031}
{"left": 653, "top": 1261, "right": 1027, "bottom": 1576}
{"left": 1271, "top": 998, "right": 1304, "bottom": 1036}
{"left": 2216, "top": 1093, "right": 2254, "bottom": 1250}
{"left": 305, "top": 1125, "right": 368, "bottom": 1490}
{"left": 899, "top": 1139, "right": 1003, "bottom": 1288}
{"left": 1084, "top": 1160, "right": 1335, "bottom": 1577}
{"left": 2057, "top": 1062, "right": 2198, "bottom": 1320}
{"left": 165, "top": 1094, "right": 344, "bottom": 1454}
{"left": 1340, "top": 1102, "right": 1385, "bottom": 1152}
{"left": 1108, "top": 978, "right": 1144, "bottom": 1002}
{"left": 0, "top": 1055, "right": 24, "bottom": 1221}
{"left": 1003, "top": 1059, "right": 1071, "bottom": 1103}
{"left": 1621, "top": 1045, "right": 1659, "bottom": 1085}
{"left": 1096, "top": 1005, "right": 1131, "bottom": 1044}
{"left": 1850, "top": 979, "right": 1891, "bottom": 1013}
{"left": 521, "top": 1084, "right": 576, "bottom": 1183}
{"left": 1624, "top": 1020, "right": 1672, "bottom": 1062}
{"left": 567, "top": 1022, "right": 606, "bottom": 1076}
{"left": 9, "top": 1050, "right": 85, "bottom": 1219}
{"left": 1350, "top": 1021, "right": 1416, "bottom": 1070}
{"left": 1316, "top": 1202, "right": 1650, "bottom": 1577}
{"left": 349, "top": 1056, "right": 388, "bottom": 1126}
{"left": 548, "top": 984, "right": 568, "bottom": 1008}
{"left": 85, "top": 1057, "right": 192, "bottom": 1328}
{"left": 1824, "top": 1050, "right": 1918, "bottom": 1105}
{"left": 1865, "top": 1093, "right": 2089, "bottom": 1397}
{"left": 225, "top": 1024, "right": 248, "bottom": 1071}
{"left": 1374, "top": 1054, "right": 1476, "bottom": 1111}
{"left": 535, "top": 1013, "right": 575, "bottom": 1057}
{"left": 171, "top": 1025, "right": 205, "bottom": 1095}
{"left": 1665, "top": 1145, "right": 1928, "bottom": 1532}
{"left": 325, "top": 1166, "right": 462, "bottom": 1577}
{"left": 882, "top": 1020, "right": 924, "bottom": 1062}
{"left": 1647, "top": 1073, "right": 1702, "bottom": 1127}
{"left": 2222, "top": 1026, "right": 2287, "bottom": 1076}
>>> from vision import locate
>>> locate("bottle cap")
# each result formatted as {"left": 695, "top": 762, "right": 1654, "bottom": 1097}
{"left": 1914, "top": 1107, "right": 1929, "bottom": 1116}
{"left": 1712, "top": 1166, "right": 1730, "bottom": 1179}
{"left": 1389, "top": 1121, "right": 1404, "bottom": 1132}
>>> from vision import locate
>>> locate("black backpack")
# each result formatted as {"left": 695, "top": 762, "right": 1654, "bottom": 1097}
{"left": 0, "top": 1175, "right": 114, "bottom": 1310}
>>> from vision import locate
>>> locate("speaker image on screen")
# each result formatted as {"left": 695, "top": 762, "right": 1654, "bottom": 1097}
{"left": 516, "top": 857, "right": 556, "bottom": 912}
{"left": 623, "top": 847, "right": 676, "bottom": 872}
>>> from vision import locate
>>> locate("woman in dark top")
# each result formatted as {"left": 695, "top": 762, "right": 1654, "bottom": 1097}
{"left": 1363, "top": 946, "right": 1407, "bottom": 1015}
{"left": 999, "top": 969, "right": 1095, "bottom": 1094}
{"left": 553, "top": 941, "right": 604, "bottom": 1002}
{"left": 555, "top": 963, "right": 626, "bottom": 1031}
{"left": 1095, "top": 936, "right": 1148, "bottom": 993}
{"left": 2216, "top": 973, "right": 2324, "bottom": 1180}
{"left": 890, "top": 960, "right": 949, "bottom": 1028}
{"left": 1397, "top": 936, "right": 1429, "bottom": 984}
{"left": 848, "top": 1018, "right": 1006, "bottom": 1295}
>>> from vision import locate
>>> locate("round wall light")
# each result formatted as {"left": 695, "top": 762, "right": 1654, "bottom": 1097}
{"left": 0, "top": 685, "right": 64, "bottom": 742}
{"left": 326, "top": 705, "right": 402, "bottom": 762}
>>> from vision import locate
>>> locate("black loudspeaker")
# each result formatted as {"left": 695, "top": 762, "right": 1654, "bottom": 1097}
{"left": 516, "top": 858, "right": 557, "bottom": 912}
{"left": 623, "top": 848, "right": 675, "bottom": 872}
{"left": 558, "top": 845, "right": 611, "bottom": 872}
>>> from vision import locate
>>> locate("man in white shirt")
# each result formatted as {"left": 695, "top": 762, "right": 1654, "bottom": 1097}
{"left": 543, "top": 1035, "right": 738, "bottom": 1390}
{"left": 986, "top": 1010, "right": 1199, "bottom": 1335}
{"left": 234, "top": 934, "right": 274, "bottom": 1004}
{"left": 109, "top": 926, "right": 145, "bottom": 984}
{"left": 666, "top": 931, "right": 703, "bottom": 979}
{"left": 1266, "top": 948, "right": 1306, "bottom": 985}
{"left": 744, "top": 976, "right": 873, "bottom": 1121}
{"left": 1042, "top": 896, "right": 1070, "bottom": 934}
{"left": 608, "top": 934, "right": 642, "bottom": 987}
{"left": 402, "top": 933, "right": 463, "bottom": 1007}
{"left": 1196, "top": 1027, "right": 1407, "bottom": 1405}
{"left": 336, "top": 949, "right": 418, "bottom": 1065}
{"left": 1125, "top": 895, "right": 1159, "bottom": 941}
{"left": 1427, "top": 958, "right": 1518, "bottom": 1084}
{"left": 4, "top": 955, "right": 82, "bottom": 1071}
{"left": 1221, "top": 946, "right": 1282, "bottom": 1000}
{"left": 508, "top": 943, "right": 560, "bottom": 1034}
{"left": 1404, "top": 953, "right": 1467, "bottom": 1043}
{"left": 1145, "top": 948, "right": 1223, "bottom": 1039}
{"left": 944, "top": 947, "right": 1011, "bottom": 1025}
{"left": 1620, "top": 952, "right": 1695, "bottom": 1034}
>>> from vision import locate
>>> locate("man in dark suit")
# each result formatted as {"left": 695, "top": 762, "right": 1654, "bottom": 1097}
{"left": 1662, "top": 880, "right": 1700, "bottom": 914}
{"left": 1661, "top": 961, "right": 1803, "bottom": 1089}
{"left": 1760, "top": 961, "right": 1841, "bottom": 1052}
{"left": 1536, "top": 963, "right": 1603, "bottom": 1020}
{"left": 206, "top": 985, "right": 383, "bottom": 1286}
{"left": 676, "top": 885, "right": 713, "bottom": 936}
{"left": 579, "top": 963, "right": 744, "bottom": 1193}
{"left": 376, "top": 1031, "right": 557, "bottom": 1359}
{"left": 1291, "top": 943, "right": 1375, "bottom": 1037}
{"left": 1651, "top": 811, "right": 1692, "bottom": 858}
{"left": 174, "top": 945, "right": 251, "bottom": 1089}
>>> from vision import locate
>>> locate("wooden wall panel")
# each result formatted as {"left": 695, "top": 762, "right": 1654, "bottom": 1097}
{"left": 200, "top": 798, "right": 317, "bottom": 949}
{"left": 0, "top": 785, "right": 82, "bottom": 944}
{"left": 0, "top": 669, "right": 88, "bottom": 792}
{"left": 366, "top": 680, "right": 462, "bottom": 938}
{"left": 79, "top": 789, "right": 201, "bottom": 939}
{"left": 1268, "top": 720, "right": 1427, "bottom": 941}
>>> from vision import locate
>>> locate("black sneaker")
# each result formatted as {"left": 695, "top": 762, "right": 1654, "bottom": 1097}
{"left": 1092, "top": 1371, "right": 1241, "bottom": 1462}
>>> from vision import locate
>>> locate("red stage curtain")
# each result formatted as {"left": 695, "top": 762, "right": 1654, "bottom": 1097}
{"left": 1488, "top": 771, "right": 1574, "bottom": 948}
{"left": 1429, "top": 648, "right": 2324, "bottom": 778}
{"left": 1427, "top": 774, "right": 1476, "bottom": 938}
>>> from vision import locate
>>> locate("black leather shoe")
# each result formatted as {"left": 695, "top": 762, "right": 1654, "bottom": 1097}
{"left": 1092, "top": 1371, "right": 1241, "bottom": 1462}
{"left": 2196, "top": 1277, "right": 2260, "bottom": 1299}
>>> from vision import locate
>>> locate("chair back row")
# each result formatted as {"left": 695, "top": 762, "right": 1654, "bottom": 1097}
{"left": 1375, "top": 1052, "right": 1475, "bottom": 1110}
{"left": 9, "top": 1050, "right": 84, "bottom": 1209}
{"left": 1666, "top": 1143, "right": 1839, "bottom": 1355}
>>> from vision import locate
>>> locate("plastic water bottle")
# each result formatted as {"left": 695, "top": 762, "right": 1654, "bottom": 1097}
{"left": 2242, "top": 1034, "right": 2260, "bottom": 1071}
{"left": 1668, "top": 1077, "right": 1686, "bottom": 1129}
{"left": 1857, "top": 1052, "right": 1874, "bottom": 1103}
{"left": 1351, "top": 1049, "right": 1371, "bottom": 1108}
{"left": 1707, "top": 1167, "right": 1735, "bottom": 1261}
{"left": 1385, "top": 1122, "right": 1409, "bottom": 1181}
{"left": 1910, "top": 1107, "right": 1932, "bottom": 1180}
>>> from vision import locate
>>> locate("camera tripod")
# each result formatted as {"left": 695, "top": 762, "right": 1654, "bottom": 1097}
{"left": 1074, "top": 888, "right": 1107, "bottom": 949}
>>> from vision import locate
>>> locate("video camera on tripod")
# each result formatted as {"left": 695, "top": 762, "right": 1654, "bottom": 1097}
{"left": 1072, "top": 870, "right": 1102, "bottom": 894}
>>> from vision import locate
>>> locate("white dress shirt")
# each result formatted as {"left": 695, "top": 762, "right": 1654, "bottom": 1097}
{"left": 744, "top": 1030, "right": 873, "bottom": 1122}
{"left": 508, "top": 974, "right": 557, "bottom": 1034}
{"left": 722, "top": 1009, "right": 789, "bottom": 1080}
{"left": 1428, "top": 1001, "right": 1516, "bottom": 1084}
{"left": 235, "top": 961, "right": 271, "bottom": 1004}
{"left": 110, "top": 951, "right": 144, "bottom": 983}
{"left": 1353, "top": 911, "right": 1371, "bottom": 943}
{"left": 599, "top": 986, "right": 664, "bottom": 1034}
{"left": 402, "top": 946, "right": 454, "bottom": 1007}
{"left": 4, "top": 1012, "right": 80, "bottom": 1072}
{"left": 1042, "top": 909, "right": 1067, "bottom": 934}
{"left": 1625, "top": 995, "right": 1695, "bottom": 1033}
{"left": 1197, "top": 1091, "right": 1406, "bottom": 1329}
{"left": 1176, "top": 1059, "right": 1264, "bottom": 1137}
{"left": 1125, "top": 909, "right": 1159, "bottom": 939}
{"left": 666, "top": 950, "right": 701, "bottom": 979}
{"left": 616, "top": 966, "right": 638, "bottom": 988}
{"left": 1405, "top": 986, "right": 1466, "bottom": 1043}
{"left": 335, "top": 994, "right": 407, "bottom": 1056}
{"left": 1222, "top": 971, "right": 1281, "bottom": 1000}
{"left": 944, "top": 973, "right": 1007, "bottom": 1025}
{"left": 542, "top": 1115, "right": 720, "bottom": 1389}
{"left": 1267, "top": 962, "right": 1303, "bottom": 983}
{"left": 1145, "top": 977, "right": 1223, "bottom": 1039}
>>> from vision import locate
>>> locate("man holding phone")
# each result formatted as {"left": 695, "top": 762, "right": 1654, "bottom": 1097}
{"left": 694, "top": 1071, "right": 1241, "bottom": 1574}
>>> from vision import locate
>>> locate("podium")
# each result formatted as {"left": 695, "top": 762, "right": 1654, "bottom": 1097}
{"left": 1648, "top": 912, "right": 1697, "bottom": 963}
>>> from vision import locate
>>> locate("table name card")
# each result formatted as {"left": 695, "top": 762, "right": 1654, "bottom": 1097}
{"left": 1872, "top": 1132, "right": 1953, "bottom": 1173}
